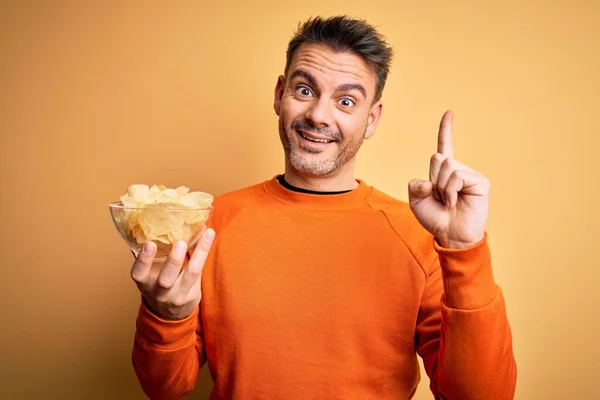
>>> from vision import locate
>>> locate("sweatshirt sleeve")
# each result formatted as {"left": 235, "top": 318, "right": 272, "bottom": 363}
{"left": 415, "top": 233, "right": 517, "bottom": 399}
{"left": 132, "top": 300, "right": 206, "bottom": 400}
{"left": 130, "top": 206, "right": 228, "bottom": 399}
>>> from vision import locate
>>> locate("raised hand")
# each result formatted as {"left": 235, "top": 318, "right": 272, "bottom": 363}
{"left": 130, "top": 229, "right": 216, "bottom": 320}
{"left": 408, "top": 111, "right": 489, "bottom": 249}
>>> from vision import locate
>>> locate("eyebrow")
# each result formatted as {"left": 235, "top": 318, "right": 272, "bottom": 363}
{"left": 337, "top": 83, "right": 367, "bottom": 99}
{"left": 289, "top": 69, "right": 368, "bottom": 99}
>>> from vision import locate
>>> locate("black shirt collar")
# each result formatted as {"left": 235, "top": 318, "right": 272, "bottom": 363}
{"left": 277, "top": 174, "right": 352, "bottom": 195}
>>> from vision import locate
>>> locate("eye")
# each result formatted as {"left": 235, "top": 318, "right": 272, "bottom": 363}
{"left": 338, "top": 98, "right": 355, "bottom": 107}
{"left": 296, "top": 85, "right": 314, "bottom": 97}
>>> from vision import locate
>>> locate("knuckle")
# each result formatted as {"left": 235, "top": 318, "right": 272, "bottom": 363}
{"left": 431, "top": 153, "right": 444, "bottom": 164}
{"left": 153, "top": 292, "right": 169, "bottom": 304}
{"left": 191, "top": 247, "right": 210, "bottom": 264}
{"left": 165, "top": 252, "right": 183, "bottom": 266}
{"left": 172, "top": 297, "right": 190, "bottom": 308}
{"left": 156, "top": 276, "right": 175, "bottom": 289}
{"left": 169, "top": 252, "right": 186, "bottom": 266}
{"left": 130, "top": 267, "right": 146, "bottom": 283}
{"left": 442, "top": 157, "right": 454, "bottom": 168}
{"left": 163, "top": 258, "right": 183, "bottom": 273}
{"left": 131, "top": 274, "right": 146, "bottom": 287}
{"left": 137, "top": 250, "right": 152, "bottom": 262}
{"left": 130, "top": 270, "right": 142, "bottom": 283}
{"left": 170, "top": 297, "right": 183, "bottom": 308}
{"left": 196, "top": 241, "right": 210, "bottom": 253}
{"left": 187, "top": 269, "right": 201, "bottom": 282}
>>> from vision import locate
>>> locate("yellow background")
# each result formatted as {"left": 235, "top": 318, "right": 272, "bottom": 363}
{"left": 1, "top": 1, "right": 598, "bottom": 399}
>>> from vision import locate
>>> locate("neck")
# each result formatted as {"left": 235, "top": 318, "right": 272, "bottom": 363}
{"left": 284, "top": 159, "right": 359, "bottom": 192}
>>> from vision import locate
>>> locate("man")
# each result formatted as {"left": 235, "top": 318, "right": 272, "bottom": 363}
{"left": 130, "top": 16, "right": 517, "bottom": 399}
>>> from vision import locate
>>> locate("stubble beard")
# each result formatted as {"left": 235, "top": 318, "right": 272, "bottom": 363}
{"left": 278, "top": 119, "right": 365, "bottom": 177}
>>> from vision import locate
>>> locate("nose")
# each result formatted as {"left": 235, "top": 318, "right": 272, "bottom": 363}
{"left": 304, "top": 97, "right": 333, "bottom": 128}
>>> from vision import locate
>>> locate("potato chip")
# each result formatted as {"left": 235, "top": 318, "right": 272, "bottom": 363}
{"left": 132, "top": 224, "right": 147, "bottom": 244}
{"left": 185, "top": 209, "right": 211, "bottom": 224}
{"left": 176, "top": 186, "right": 190, "bottom": 196}
{"left": 178, "top": 192, "right": 214, "bottom": 207}
{"left": 116, "top": 184, "right": 213, "bottom": 247}
{"left": 167, "top": 223, "right": 192, "bottom": 244}
{"left": 129, "top": 184, "right": 150, "bottom": 202}
{"left": 156, "top": 235, "right": 170, "bottom": 244}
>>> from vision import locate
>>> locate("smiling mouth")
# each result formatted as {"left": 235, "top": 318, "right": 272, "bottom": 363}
{"left": 296, "top": 130, "right": 335, "bottom": 144}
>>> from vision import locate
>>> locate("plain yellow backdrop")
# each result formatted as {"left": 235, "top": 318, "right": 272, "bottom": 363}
{"left": 1, "top": 1, "right": 598, "bottom": 399}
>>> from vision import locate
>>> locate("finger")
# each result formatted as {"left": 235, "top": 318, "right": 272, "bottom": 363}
{"left": 436, "top": 158, "right": 475, "bottom": 206}
{"left": 444, "top": 170, "right": 489, "bottom": 207}
{"left": 437, "top": 110, "right": 454, "bottom": 158}
{"left": 155, "top": 240, "right": 188, "bottom": 291}
{"left": 131, "top": 241, "right": 156, "bottom": 289}
{"left": 429, "top": 153, "right": 445, "bottom": 202}
{"left": 408, "top": 179, "right": 434, "bottom": 210}
{"left": 408, "top": 179, "right": 432, "bottom": 198}
{"left": 436, "top": 157, "right": 455, "bottom": 205}
{"left": 444, "top": 170, "right": 465, "bottom": 208}
{"left": 178, "top": 228, "right": 216, "bottom": 292}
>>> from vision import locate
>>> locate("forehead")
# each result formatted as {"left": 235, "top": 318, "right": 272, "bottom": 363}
{"left": 287, "top": 43, "right": 376, "bottom": 95}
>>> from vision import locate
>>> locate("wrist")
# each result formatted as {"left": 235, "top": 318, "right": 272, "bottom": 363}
{"left": 136, "top": 299, "right": 198, "bottom": 348}
{"left": 143, "top": 296, "right": 197, "bottom": 321}
{"left": 435, "top": 234, "right": 484, "bottom": 250}
{"left": 436, "top": 239, "right": 476, "bottom": 249}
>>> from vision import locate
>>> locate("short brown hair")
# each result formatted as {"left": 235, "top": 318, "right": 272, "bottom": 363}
{"left": 285, "top": 15, "right": 393, "bottom": 101}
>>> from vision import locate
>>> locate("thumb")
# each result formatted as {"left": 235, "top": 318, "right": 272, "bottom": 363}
{"left": 408, "top": 179, "right": 433, "bottom": 206}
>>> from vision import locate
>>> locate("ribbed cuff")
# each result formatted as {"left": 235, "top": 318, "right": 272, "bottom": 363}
{"left": 434, "top": 232, "right": 497, "bottom": 310}
{"left": 136, "top": 300, "right": 198, "bottom": 350}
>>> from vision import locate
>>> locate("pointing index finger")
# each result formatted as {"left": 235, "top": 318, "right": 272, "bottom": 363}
{"left": 437, "top": 110, "right": 454, "bottom": 157}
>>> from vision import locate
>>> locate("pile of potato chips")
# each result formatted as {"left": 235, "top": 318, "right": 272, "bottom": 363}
{"left": 115, "top": 184, "right": 213, "bottom": 246}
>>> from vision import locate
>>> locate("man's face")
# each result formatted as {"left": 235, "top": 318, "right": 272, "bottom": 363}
{"left": 274, "top": 43, "right": 383, "bottom": 177}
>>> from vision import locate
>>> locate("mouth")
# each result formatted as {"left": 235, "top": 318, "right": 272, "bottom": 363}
{"left": 296, "top": 130, "right": 335, "bottom": 144}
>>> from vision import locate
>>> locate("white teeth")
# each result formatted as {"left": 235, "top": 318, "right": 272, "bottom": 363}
{"left": 300, "top": 132, "right": 331, "bottom": 143}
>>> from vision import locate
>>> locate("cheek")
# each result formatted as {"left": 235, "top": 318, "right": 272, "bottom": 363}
{"left": 337, "top": 112, "right": 368, "bottom": 140}
{"left": 281, "top": 102, "right": 307, "bottom": 126}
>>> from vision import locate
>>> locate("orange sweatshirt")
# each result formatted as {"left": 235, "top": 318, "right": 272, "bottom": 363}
{"left": 132, "top": 176, "right": 517, "bottom": 399}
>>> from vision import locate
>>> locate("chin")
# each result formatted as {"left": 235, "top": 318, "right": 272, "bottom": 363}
{"left": 288, "top": 151, "right": 339, "bottom": 177}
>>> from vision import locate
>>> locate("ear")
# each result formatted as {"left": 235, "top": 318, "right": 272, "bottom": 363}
{"left": 273, "top": 75, "right": 286, "bottom": 116}
{"left": 363, "top": 100, "right": 383, "bottom": 139}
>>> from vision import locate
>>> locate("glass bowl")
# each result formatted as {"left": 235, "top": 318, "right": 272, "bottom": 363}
{"left": 109, "top": 201, "right": 213, "bottom": 262}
